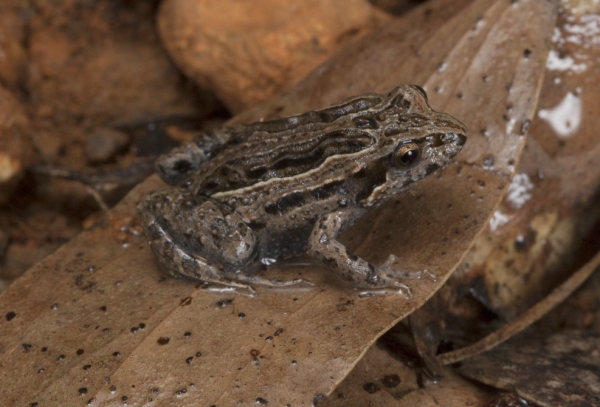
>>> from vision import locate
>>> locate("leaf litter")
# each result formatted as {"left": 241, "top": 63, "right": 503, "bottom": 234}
{"left": 0, "top": 0, "right": 557, "bottom": 405}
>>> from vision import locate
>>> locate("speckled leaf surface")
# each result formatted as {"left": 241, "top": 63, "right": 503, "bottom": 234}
{"left": 0, "top": 0, "right": 556, "bottom": 405}
{"left": 321, "top": 344, "right": 490, "bottom": 406}
{"left": 453, "top": 3, "right": 600, "bottom": 319}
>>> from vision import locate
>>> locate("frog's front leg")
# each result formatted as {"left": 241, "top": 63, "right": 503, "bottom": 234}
{"left": 138, "top": 190, "right": 311, "bottom": 295}
{"left": 307, "top": 211, "right": 427, "bottom": 298}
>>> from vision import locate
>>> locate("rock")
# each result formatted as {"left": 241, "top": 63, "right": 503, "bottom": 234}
{"left": 0, "top": 17, "right": 26, "bottom": 89}
{"left": 84, "top": 128, "right": 131, "bottom": 164}
{"left": 0, "top": 10, "right": 27, "bottom": 88}
{"left": 26, "top": 7, "right": 207, "bottom": 125}
{"left": 0, "top": 86, "right": 30, "bottom": 204}
{"left": 28, "top": 27, "right": 73, "bottom": 79}
{"left": 158, "top": 0, "right": 390, "bottom": 112}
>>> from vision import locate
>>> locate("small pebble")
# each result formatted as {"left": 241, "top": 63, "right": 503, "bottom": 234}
{"left": 84, "top": 128, "right": 130, "bottom": 164}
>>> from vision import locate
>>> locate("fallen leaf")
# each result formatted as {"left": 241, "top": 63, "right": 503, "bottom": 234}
{"left": 458, "top": 331, "right": 600, "bottom": 407}
{"left": 0, "top": 0, "right": 556, "bottom": 405}
{"left": 438, "top": 251, "right": 600, "bottom": 365}
{"left": 452, "top": 2, "right": 600, "bottom": 319}
{"left": 322, "top": 344, "right": 490, "bottom": 406}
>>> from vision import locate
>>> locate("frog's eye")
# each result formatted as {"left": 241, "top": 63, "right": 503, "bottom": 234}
{"left": 412, "top": 85, "right": 428, "bottom": 102}
{"left": 390, "top": 142, "right": 420, "bottom": 168}
{"left": 392, "top": 95, "right": 411, "bottom": 110}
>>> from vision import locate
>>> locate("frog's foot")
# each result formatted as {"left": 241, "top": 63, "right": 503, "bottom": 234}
{"left": 357, "top": 281, "right": 412, "bottom": 298}
{"left": 361, "top": 255, "right": 437, "bottom": 298}
{"left": 139, "top": 190, "right": 269, "bottom": 297}
{"left": 232, "top": 272, "right": 315, "bottom": 289}
{"left": 158, "top": 248, "right": 259, "bottom": 297}
{"left": 374, "top": 254, "right": 437, "bottom": 281}
{"left": 201, "top": 280, "right": 257, "bottom": 297}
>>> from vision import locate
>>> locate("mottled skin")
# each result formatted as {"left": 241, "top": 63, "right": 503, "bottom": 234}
{"left": 138, "top": 86, "right": 467, "bottom": 296}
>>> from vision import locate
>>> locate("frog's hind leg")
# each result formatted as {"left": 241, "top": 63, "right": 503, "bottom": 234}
{"left": 230, "top": 272, "right": 314, "bottom": 289}
{"left": 139, "top": 190, "right": 315, "bottom": 294}
{"left": 142, "top": 214, "right": 311, "bottom": 294}
{"left": 141, "top": 218, "right": 258, "bottom": 296}
{"left": 138, "top": 190, "right": 259, "bottom": 296}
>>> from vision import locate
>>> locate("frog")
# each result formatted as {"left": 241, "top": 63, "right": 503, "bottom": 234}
{"left": 137, "top": 85, "right": 467, "bottom": 297}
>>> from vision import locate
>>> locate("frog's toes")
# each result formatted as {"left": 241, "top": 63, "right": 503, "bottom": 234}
{"left": 358, "top": 281, "right": 412, "bottom": 298}
{"left": 202, "top": 280, "right": 258, "bottom": 298}
{"left": 376, "top": 254, "right": 437, "bottom": 281}
{"left": 286, "top": 278, "right": 316, "bottom": 288}
{"left": 233, "top": 273, "right": 315, "bottom": 289}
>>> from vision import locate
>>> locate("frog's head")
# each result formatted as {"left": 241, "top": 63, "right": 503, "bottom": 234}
{"left": 359, "top": 85, "right": 467, "bottom": 206}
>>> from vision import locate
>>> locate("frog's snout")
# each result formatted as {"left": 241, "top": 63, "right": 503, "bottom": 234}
{"left": 441, "top": 118, "right": 467, "bottom": 151}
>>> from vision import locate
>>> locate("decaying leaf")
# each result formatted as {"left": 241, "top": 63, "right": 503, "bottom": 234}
{"left": 458, "top": 331, "right": 600, "bottom": 407}
{"left": 452, "top": 3, "right": 600, "bottom": 319}
{"left": 0, "top": 0, "right": 556, "bottom": 405}
{"left": 322, "top": 343, "right": 491, "bottom": 406}
{"left": 438, "top": 251, "right": 600, "bottom": 365}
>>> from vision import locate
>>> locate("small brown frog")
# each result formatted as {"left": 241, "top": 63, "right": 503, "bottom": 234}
{"left": 138, "top": 86, "right": 466, "bottom": 296}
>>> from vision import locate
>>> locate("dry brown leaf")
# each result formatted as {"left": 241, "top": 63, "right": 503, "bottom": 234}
{"left": 322, "top": 344, "right": 490, "bottom": 406}
{"left": 457, "top": 331, "right": 600, "bottom": 407}
{"left": 453, "top": 2, "right": 600, "bottom": 319}
{"left": 0, "top": 0, "right": 556, "bottom": 405}
{"left": 320, "top": 346, "right": 407, "bottom": 406}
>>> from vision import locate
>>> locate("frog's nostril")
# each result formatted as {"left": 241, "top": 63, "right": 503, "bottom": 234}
{"left": 440, "top": 132, "right": 466, "bottom": 147}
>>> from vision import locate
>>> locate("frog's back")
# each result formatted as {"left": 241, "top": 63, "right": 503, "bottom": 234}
{"left": 156, "top": 84, "right": 465, "bottom": 224}
{"left": 189, "top": 92, "right": 396, "bottom": 196}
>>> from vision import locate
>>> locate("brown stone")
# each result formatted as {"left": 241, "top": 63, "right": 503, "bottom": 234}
{"left": 84, "top": 128, "right": 131, "bottom": 165}
{"left": 0, "top": 12, "right": 27, "bottom": 88}
{"left": 158, "top": 0, "right": 390, "bottom": 112}
{"left": 0, "top": 86, "right": 30, "bottom": 204}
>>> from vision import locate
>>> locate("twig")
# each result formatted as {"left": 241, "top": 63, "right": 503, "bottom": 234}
{"left": 437, "top": 250, "right": 600, "bottom": 365}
